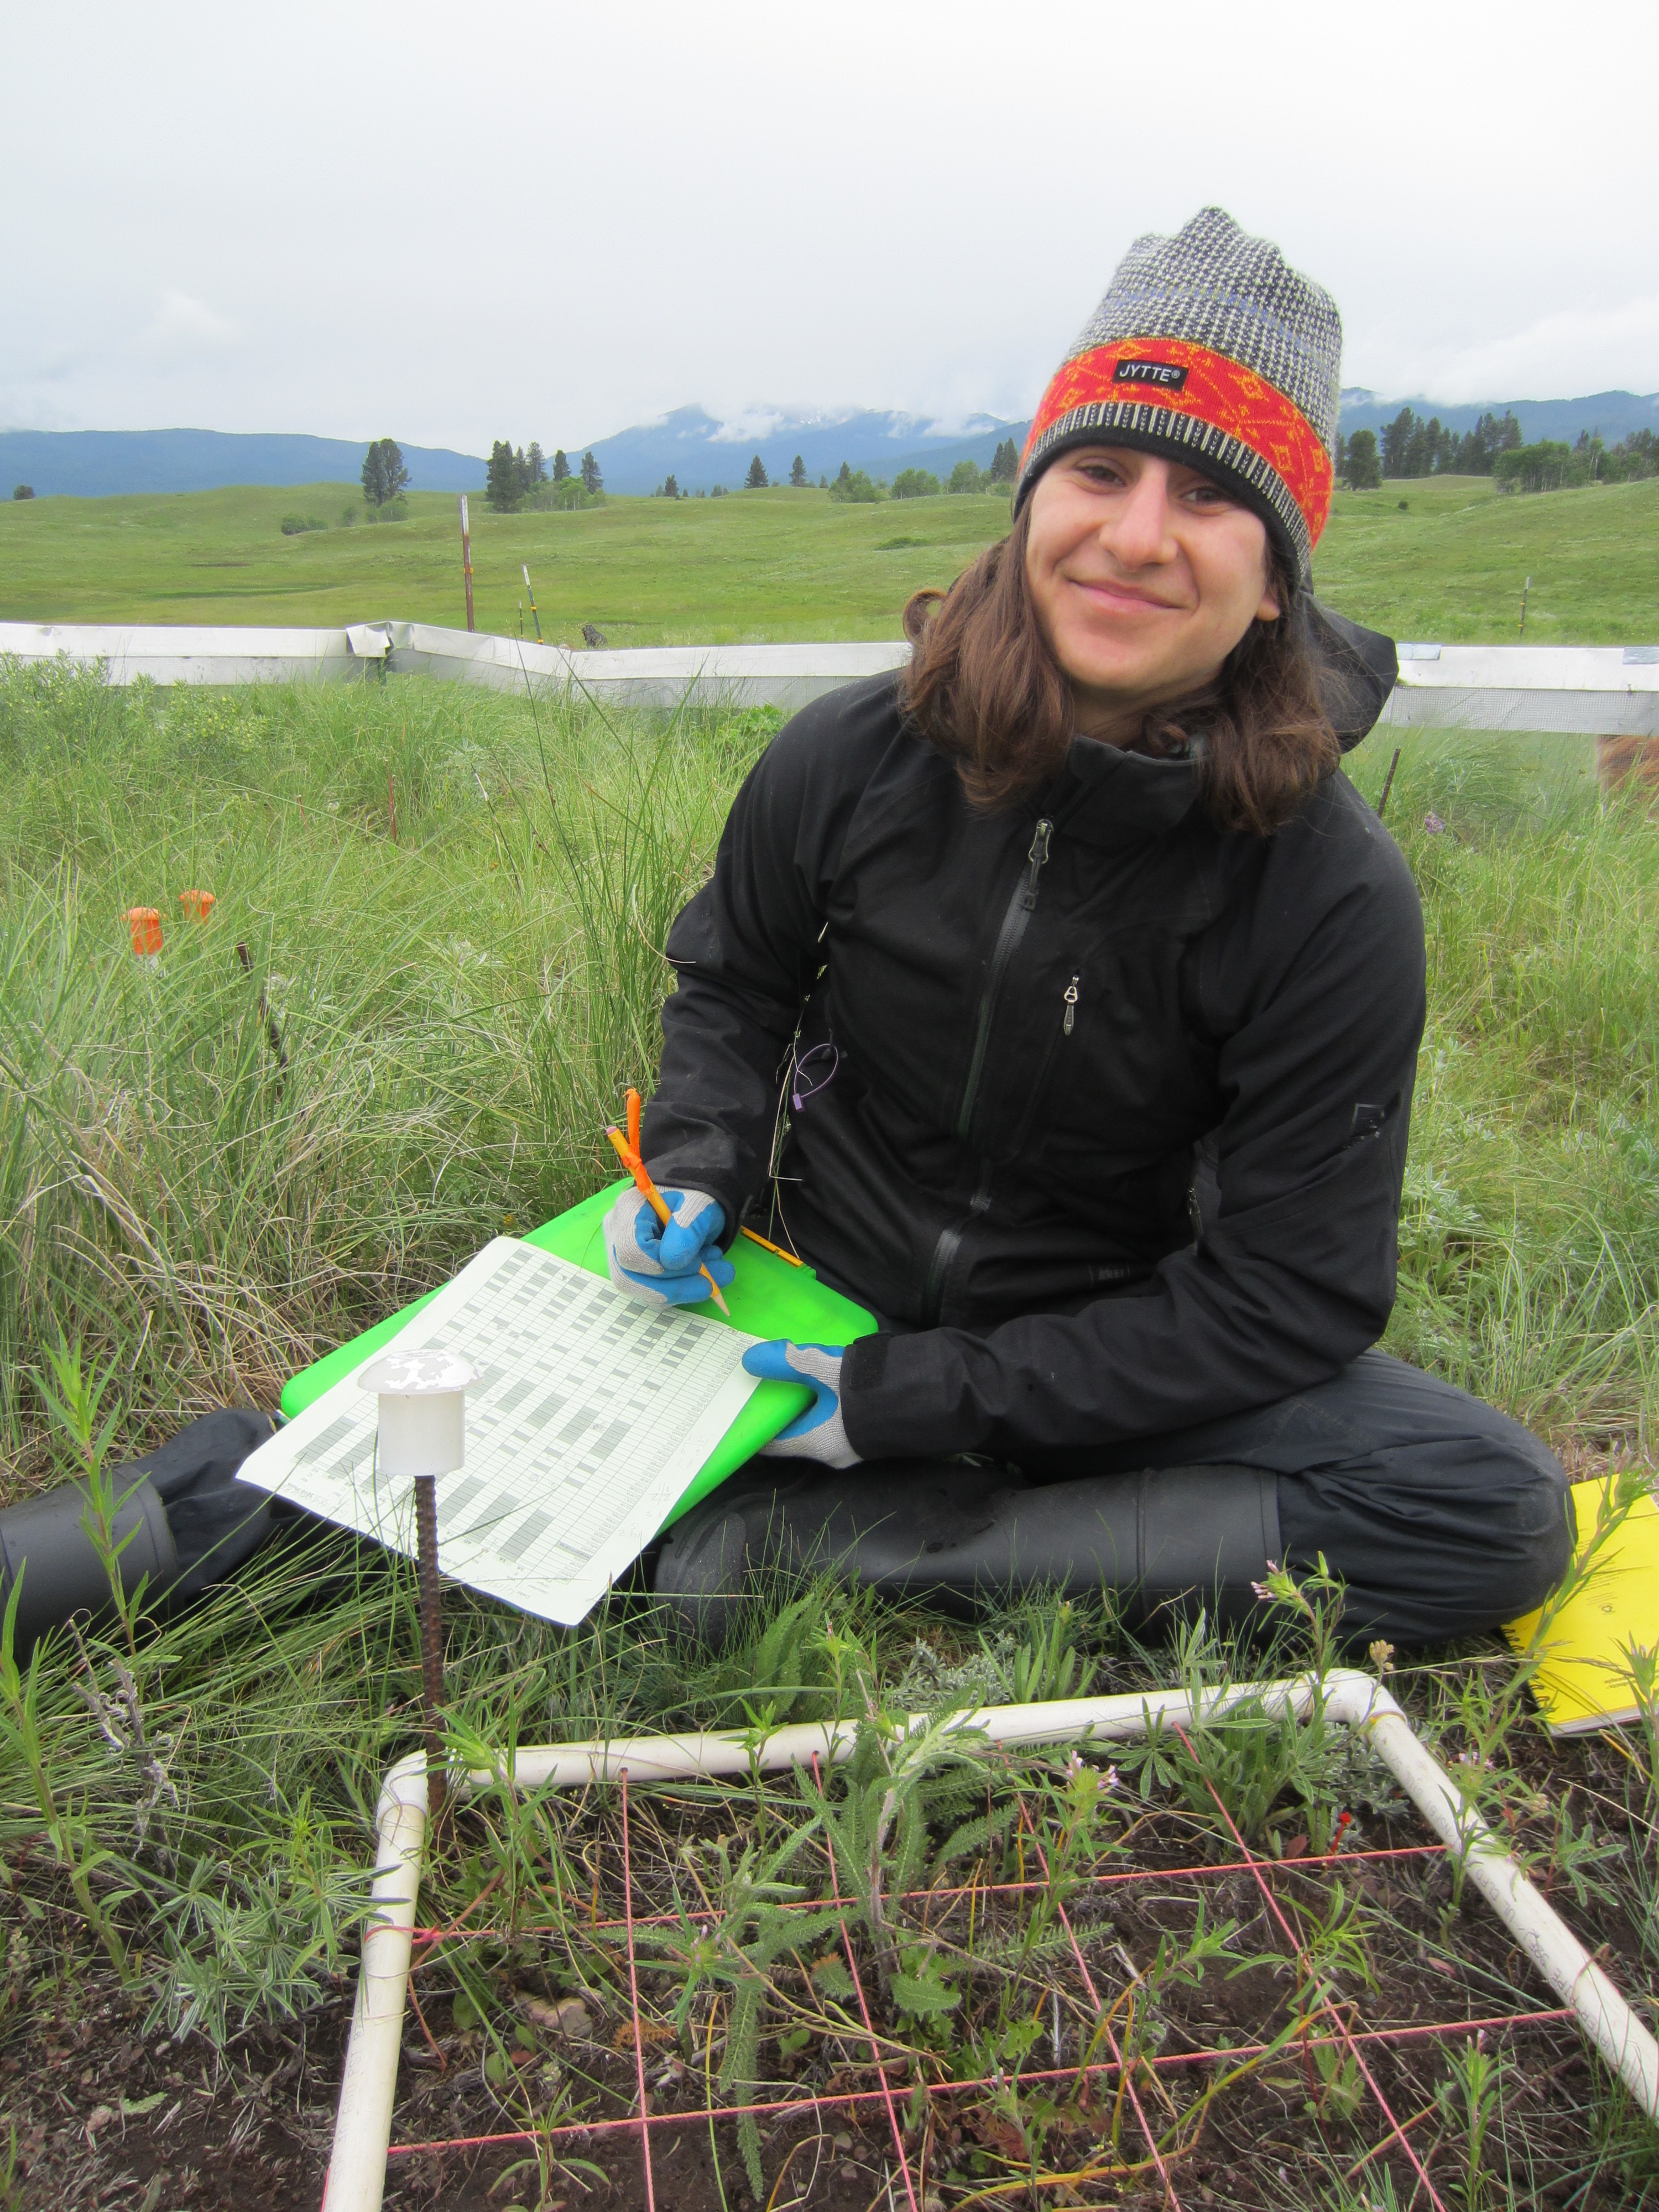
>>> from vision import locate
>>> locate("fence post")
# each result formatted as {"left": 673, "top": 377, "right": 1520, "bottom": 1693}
{"left": 458, "top": 493, "right": 476, "bottom": 633}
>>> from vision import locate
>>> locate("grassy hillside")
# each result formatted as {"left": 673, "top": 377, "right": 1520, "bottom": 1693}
{"left": 2, "top": 472, "right": 1656, "bottom": 643}
{"left": 0, "top": 482, "right": 1013, "bottom": 644}
{"left": 1312, "top": 472, "right": 1659, "bottom": 644}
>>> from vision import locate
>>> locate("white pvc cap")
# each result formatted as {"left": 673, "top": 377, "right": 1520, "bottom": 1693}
{"left": 357, "top": 1347, "right": 479, "bottom": 1479}
{"left": 358, "top": 1348, "right": 480, "bottom": 1396}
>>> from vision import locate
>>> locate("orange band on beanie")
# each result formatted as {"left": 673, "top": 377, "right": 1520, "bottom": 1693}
{"left": 1021, "top": 337, "right": 1334, "bottom": 549}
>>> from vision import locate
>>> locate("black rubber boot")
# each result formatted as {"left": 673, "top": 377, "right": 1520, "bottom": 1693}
{"left": 651, "top": 1457, "right": 1281, "bottom": 1647}
{"left": 0, "top": 1475, "right": 178, "bottom": 1653}
{"left": 0, "top": 1408, "right": 274, "bottom": 1653}
{"left": 651, "top": 1459, "right": 1009, "bottom": 1646}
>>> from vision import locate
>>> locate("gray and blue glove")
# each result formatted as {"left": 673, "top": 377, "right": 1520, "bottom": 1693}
{"left": 741, "top": 1341, "right": 860, "bottom": 1468}
{"left": 603, "top": 1185, "right": 735, "bottom": 1309}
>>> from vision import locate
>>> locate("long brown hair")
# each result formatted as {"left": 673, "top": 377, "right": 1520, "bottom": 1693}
{"left": 899, "top": 501, "right": 1339, "bottom": 836}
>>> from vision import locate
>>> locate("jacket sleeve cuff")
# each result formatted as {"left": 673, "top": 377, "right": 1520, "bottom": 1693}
{"left": 840, "top": 1331, "right": 984, "bottom": 1462}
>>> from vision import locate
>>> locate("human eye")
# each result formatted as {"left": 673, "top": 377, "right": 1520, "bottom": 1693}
{"left": 1076, "top": 454, "right": 1129, "bottom": 489}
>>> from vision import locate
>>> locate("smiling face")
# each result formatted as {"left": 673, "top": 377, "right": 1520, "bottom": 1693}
{"left": 1022, "top": 445, "right": 1282, "bottom": 743}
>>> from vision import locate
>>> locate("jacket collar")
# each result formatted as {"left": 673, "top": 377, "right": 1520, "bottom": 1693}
{"left": 1046, "top": 735, "right": 1204, "bottom": 851}
{"left": 1034, "top": 599, "right": 1399, "bottom": 847}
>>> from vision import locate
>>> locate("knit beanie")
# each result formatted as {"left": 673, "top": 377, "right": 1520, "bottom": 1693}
{"left": 1015, "top": 207, "right": 1342, "bottom": 586}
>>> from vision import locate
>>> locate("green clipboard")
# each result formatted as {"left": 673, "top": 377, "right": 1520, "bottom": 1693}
{"left": 278, "top": 1181, "right": 877, "bottom": 1528}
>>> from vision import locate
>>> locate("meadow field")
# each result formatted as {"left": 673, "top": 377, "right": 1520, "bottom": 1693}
{"left": 1, "top": 641, "right": 1656, "bottom": 2208}
{"left": 3, "top": 469, "right": 1658, "bottom": 644}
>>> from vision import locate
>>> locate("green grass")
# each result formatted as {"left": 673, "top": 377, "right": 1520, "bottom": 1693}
{"left": 0, "top": 482, "right": 1016, "bottom": 645}
{"left": 0, "top": 663, "right": 1656, "bottom": 2206}
{"left": 3, "top": 471, "right": 1656, "bottom": 643}
{"left": 1312, "top": 471, "right": 1659, "bottom": 645}
{"left": 0, "top": 666, "right": 762, "bottom": 1454}
{"left": 0, "top": 667, "right": 1648, "bottom": 1474}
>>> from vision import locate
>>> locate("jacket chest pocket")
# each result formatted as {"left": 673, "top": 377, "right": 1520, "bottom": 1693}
{"left": 986, "top": 946, "right": 1215, "bottom": 1163}
{"left": 992, "top": 965, "right": 1088, "bottom": 1159}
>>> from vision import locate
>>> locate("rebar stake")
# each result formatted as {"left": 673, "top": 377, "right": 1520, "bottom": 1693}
{"left": 1376, "top": 745, "right": 1402, "bottom": 821}
{"left": 414, "top": 1472, "right": 445, "bottom": 1818}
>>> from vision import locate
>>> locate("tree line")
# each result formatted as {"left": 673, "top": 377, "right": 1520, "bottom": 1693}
{"left": 486, "top": 442, "right": 603, "bottom": 512}
{"left": 1493, "top": 427, "right": 1656, "bottom": 493}
{"left": 678, "top": 438, "right": 1021, "bottom": 503}
{"left": 1334, "top": 408, "right": 1656, "bottom": 491}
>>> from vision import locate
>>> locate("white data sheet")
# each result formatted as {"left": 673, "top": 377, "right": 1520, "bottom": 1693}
{"left": 235, "top": 1238, "right": 761, "bottom": 1624}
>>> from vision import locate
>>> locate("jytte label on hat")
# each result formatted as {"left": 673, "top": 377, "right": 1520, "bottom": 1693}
{"left": 1114, "top": 358, "right": 1188, "bottom": 390}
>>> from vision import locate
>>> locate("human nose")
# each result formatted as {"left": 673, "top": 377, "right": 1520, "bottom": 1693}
{"left": 1102, "top": 466, "right": 1177, "bottom": 570}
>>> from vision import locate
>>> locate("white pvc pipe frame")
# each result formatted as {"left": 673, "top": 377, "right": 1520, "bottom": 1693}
{"left": 3, "top": 621, "right": 1658, "bottom": 733}
{"left": 320, "top": 1666, "right": 1658, "bottom": 2211}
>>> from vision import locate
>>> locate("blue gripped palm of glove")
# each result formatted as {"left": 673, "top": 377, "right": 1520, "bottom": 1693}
{"left": 603, "top": 1185, "right": 735, "bottom": 1308}
{"left": 741, "top": 1341, "right": 859, "bottom": 1468}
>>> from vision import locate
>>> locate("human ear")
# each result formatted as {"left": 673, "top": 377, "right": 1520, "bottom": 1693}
{"left": 1255, "top": 547, "right": 1282, "bottom": 624}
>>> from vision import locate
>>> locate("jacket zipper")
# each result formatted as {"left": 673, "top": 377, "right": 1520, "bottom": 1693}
{"left": 922, "top": 820, "right": 1053, "bottom": 1324}
{"left": 953, "top": 818, "right": 1052, "bottom": 1141}
{"left": 1004, "top": 971, "right": 1082, "bottom": 1157}
{"left": 920, "top": 1161, "right": 993, "bottom": 1327}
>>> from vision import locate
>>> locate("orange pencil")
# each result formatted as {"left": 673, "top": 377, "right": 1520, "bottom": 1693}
{"left": 739, "top": 1224, "right": 804, "bottom": 1267}
{"left": 606, "top": 1125, "right": 732, "bottom": 1317}
{"left": 626, "top": 1086, "right": 641, "bottom": 1155}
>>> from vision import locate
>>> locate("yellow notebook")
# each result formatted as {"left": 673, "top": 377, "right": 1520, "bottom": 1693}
{"left": 1504, "top": 1478, "right": 1659, "bottom": 1736}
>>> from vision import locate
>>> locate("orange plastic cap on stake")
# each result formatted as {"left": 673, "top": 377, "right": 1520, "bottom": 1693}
{"left": 126, "top": 907, "right": 163, "bottom": 957}
{"left": 180, "top": 889, "right": 215, "bottom": 921}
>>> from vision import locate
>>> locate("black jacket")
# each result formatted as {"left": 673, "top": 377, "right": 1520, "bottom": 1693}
{"left": 644, "top": 607, "right": 1423, "bottom": 1465}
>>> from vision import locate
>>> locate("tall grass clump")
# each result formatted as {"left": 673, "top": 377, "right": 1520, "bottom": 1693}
{"left": 1347, "top": 729, "right": 1658, "bottom": 1450}
{"left": 0, "top": 658, "right": 771, "bottom": 1475}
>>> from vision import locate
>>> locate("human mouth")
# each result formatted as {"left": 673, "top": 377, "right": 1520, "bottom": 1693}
{"left": 1070, "top": 577, "right": 1183, "bottom": 613}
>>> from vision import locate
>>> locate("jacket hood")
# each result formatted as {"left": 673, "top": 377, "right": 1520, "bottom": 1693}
{"left": 1301, "top": 598, "right": 1398, "bottom": 751}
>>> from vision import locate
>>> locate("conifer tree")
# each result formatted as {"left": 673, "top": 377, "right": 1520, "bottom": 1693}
{"left": 361, "top": 437, "right": 409, "bottom": 507}
{"left": 526, "top": 442, "right": 547, "bottom": 486}
{"left": 1344, "top": 429, "right": 1381, "bottom": 489}
{"left": 746, "top": 454, "right": 769, "bottom": 489}
{"left": 486, "top": 440, "right": 523, "bottom": 511}
{"left": 789, "top": 453, "right": 807, "bottom": 486}
{"left": 552, "top": 448, "right": 571, "bottom": 481}
{"left": 581, "top": 450, "right": 603, "bottom": 494}
{"left": 1381, "top": 408, "right": 1416, "bottom": 478}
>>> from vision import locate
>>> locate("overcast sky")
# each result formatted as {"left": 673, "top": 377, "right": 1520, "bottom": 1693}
{"left": 5, "top": 0, "right": 1655, "bottom": 453}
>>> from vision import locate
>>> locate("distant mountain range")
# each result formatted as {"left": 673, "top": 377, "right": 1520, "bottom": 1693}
{"left": 0, "top": 410, "right": 1029, "bottom": 500}
{"left": 0, "top": 427, "right": 485, "bottom": 499}
{"left": 6, "top": 389, "right": 1657, "bottom": 499}
{"left": 1336, "top": 388, "right": 1659, "bottom": 445}
{"left": 573, "top": 405, "right": 1029, "bottom": 494}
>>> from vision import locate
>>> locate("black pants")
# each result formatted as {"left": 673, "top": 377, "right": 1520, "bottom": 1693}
{"left": 1010, "top": 1348, "right": 1574, "bottom": 1646}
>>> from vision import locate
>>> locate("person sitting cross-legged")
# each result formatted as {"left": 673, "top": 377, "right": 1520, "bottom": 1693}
{"left": 603, "top": 207, "right": 1574, "bottom": 1650}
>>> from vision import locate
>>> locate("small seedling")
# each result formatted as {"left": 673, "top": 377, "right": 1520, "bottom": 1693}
{"left": 1312, "top": 2036, "right": 1366, "bottom": 2124}
{"left": 1437, "top": 2032, "right": 1505, "bottom": 2211}
{"left": 32, "top": 1332, "right": 145, "bottom": 1653}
